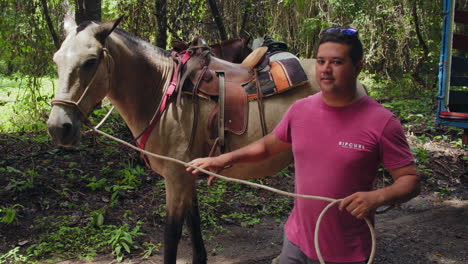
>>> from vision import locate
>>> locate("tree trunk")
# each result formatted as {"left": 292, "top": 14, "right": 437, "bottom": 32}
{"left": 155, "top": 0, "right": 168, "bottom": 49}
{"left": 411, "top": 0, "right": 429, "bottom": 88}
{"left": 39, "top": 0, "right": 60, "bottom": 49}
{"left": 75, "top": 0, "right": 101, "bottom": 24}
{"left": 206, "top": 0, "right": 227, "bottom": 41}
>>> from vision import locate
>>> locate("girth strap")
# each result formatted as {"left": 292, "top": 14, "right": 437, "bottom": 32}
{"left": 217, "top": 72, "right": 226, "bottom": 150}
{"left": 254, "top": 70, "right": 267, "bottom": 136}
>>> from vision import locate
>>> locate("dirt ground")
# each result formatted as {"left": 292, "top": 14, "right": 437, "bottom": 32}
{"left": 51, "top": 195, "right": 468, "bottom": 264}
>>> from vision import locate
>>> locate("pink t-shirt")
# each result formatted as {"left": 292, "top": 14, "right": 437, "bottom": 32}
{"left": 273, "top": 93, "right": 413, "bottom": 262}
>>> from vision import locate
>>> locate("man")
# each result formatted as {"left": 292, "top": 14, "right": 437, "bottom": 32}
{"left": 186, "top": 27, "right": 420, "bottom": 264}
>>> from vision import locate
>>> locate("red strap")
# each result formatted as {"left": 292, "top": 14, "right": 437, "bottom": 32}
{"left": 440, "top": 111, "right": 468, "bottom": 119}
{"left": 135, "top": 51, "right": 192, "bottom": 153}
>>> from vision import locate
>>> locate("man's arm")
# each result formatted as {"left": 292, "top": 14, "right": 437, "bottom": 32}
{"left": 339, "top": 163, "right": 420, "bottom": 219}
{"left": 186, "top": 133, "right": 291, "bottom": 175}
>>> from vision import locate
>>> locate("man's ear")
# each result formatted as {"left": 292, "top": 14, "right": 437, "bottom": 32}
{"left": 64, "top": 14, "right": 77, "bottom": 36}
{"left": 354, "top": 60, "right": 364, "bottom": 77}
{"left": 95, "top": 17, "right": 124, "bottom": 44}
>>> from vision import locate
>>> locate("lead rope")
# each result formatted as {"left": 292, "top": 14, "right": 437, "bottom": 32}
{"left": 83, "top": 115, "right": 375, "bottom": 264}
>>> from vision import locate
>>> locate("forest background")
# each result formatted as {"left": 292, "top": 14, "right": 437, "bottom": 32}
{"left": 0, "top": 0, "right": 467, "bottom": 263}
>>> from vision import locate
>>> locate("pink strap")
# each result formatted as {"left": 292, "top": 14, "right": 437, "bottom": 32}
{"left": 136, "top": 51, "right": 191, "bottom": 152}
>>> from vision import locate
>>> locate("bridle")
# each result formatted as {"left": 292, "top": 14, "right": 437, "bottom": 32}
{"left": 51, "top": 47, "right": 114, "bottom": 125}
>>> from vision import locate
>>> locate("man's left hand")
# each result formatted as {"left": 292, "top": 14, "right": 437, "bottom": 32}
{"left": 338, "top": 191, "right": 381, "bottom": 219}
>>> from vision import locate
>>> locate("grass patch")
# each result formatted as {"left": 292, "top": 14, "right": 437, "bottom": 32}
{"left": 0, "top": 76, "right": 55, "bottom": 133}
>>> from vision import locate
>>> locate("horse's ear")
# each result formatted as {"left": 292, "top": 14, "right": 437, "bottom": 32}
{"left": 64, "top": 14, "right": 77, "bottom": 36}
{"left": 95, "top": 17, "right": 124, "bottom": 44}
{"left": 198, "top": 38, "right": 207, "bottom": 46}
{"left": 171, "top": 40, "right": 189, "bottom": 52}
{"left": 245, "top": 36, "right": 253, "bottom": 48}
{"left": 189, "top": 36, "right": 207, "bottom": 47}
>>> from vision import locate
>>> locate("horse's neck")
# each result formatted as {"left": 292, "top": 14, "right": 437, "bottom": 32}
{"left": 106, "top": 35, "right": 174, "bottom": 137}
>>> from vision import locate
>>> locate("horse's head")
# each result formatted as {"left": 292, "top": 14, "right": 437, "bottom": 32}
{"left": 47, "top": 16, "right": 122, "bottom": 147}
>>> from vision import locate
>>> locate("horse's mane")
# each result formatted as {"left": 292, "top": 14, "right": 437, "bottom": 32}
{"left": 114, "top": 29, "right": 172, "bottom": 58}
{"left": 75, "top": 21, "right": 171, "bottom": 59}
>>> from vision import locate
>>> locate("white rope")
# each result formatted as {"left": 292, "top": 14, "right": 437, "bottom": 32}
{"left": 89, "top": 126, "right": 376, "bottom": 264}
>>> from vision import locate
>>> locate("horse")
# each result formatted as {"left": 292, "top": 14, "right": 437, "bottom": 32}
{"left": 172, "top": 37, "right": 252, "bottom": 63}
{"left": 46, "top": 17, "right": 366, "bottom": 264}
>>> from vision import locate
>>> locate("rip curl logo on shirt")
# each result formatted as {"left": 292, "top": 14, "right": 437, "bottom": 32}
{"left": 338, "top": 141, "right": 366, "bottom": 150}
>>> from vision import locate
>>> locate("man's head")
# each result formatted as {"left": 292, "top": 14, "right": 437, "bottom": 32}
{"left": 318, "top": 27, "right": 363, "bottom": 65}
{"left": 315, "top": 27, "right": 363, "bottom": 98}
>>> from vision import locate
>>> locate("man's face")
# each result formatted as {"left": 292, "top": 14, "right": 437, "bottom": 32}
{"left": 315, "top": 42, "right": 362, "bottom": 94}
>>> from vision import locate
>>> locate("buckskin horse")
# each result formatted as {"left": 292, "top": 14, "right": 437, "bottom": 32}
{"left": 47, "top": 17, "right": 366, "bottom": 264}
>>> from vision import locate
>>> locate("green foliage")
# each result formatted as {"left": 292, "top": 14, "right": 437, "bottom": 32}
{"left": 141, "top": 242, "right": 162, "bottom": 259}
{"left": 87, "top": 177, "right": 108, "bottom": 191}
{"left": 221, "top": 212, "right": 260, "bottom": 227}
{"left": 0, "top": 76, "right": 54, "bottom": 133}
{"left": 90, "top": 208, "right": 106, "bottom": 227}
{"left": 379, "top": 97, "right": 434, "bottom": 126}
{"left": 197, "top": 180, "right": 228, "bottom": 232}
{"left": 25, "top": 215, "right": 144, "bottom": 262}
{"left": 411, "top": 145, "right": 430, "bottom": 164}
{"left": 105, "top": 184, "right": 135, "bottom": 207}
{"left": 5, "top": 168, "right": 37, "bottom": 192}
{"left": 118, "top": 163, "right": 145, "bottom": 188}
{"left": 0, "top": 204, "right": 25, "bottom": 225}
{"left": 107, "top": 221, "right": 143, "bottom": 262}
{"left": 27, "top": 216, "right": 110, "bottom": 261}
{"left": 435, "top": 186, "right": 454, "bottom": 198}
{"left": 0, "top": 247, "right": 32, "bottom": 264}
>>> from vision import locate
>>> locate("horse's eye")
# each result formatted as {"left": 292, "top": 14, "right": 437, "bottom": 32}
{"left": 82, "top": 58, "right": 98, "bottom": 70}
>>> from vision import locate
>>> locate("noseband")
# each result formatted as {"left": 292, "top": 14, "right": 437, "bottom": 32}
{"left": 51, "top": 48, "right": 114, "bottom": 125}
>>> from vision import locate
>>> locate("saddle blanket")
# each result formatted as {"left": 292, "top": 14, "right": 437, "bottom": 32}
{"left": 244, "top": 57, "right": 308, "bottom": 100}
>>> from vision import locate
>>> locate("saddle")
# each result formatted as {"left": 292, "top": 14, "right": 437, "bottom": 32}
{"left": 179, "top": 41, "right": 306, "bottom": 155}
{"left": 181, "top": 46, "right": 253, "bottom": 153}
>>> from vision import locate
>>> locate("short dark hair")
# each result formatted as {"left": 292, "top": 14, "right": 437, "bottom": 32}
{"left": 318, "top": 27, "right": 363, "bottom": 64}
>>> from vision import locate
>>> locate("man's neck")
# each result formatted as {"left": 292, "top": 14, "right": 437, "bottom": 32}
{"left": 321, "top": 88, "right": 365, "bottom": 107}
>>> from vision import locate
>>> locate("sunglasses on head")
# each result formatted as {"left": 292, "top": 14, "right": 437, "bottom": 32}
{"left": 322, "top": 27, "right": 358, "bottom": 37}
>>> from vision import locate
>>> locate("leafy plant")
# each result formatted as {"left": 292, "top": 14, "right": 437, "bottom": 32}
{"left": 107, "top": 222, "right": 143, "bottom": 262}
{"left": 411, "top": 146, "right": 430, "bottom": 164}
{"left": 118, "top": 164, "right": 145, "bottom": 188}
{"left": 90, "top": 208, "right": 106, "bottom": 227}
{"left": 105, "top": 184, "right": 135, "bottom": 207}
{"left": 0, "top": 246, "right": 31, "bottom": 264}
{"left": 6, "top": 169, "right": 37, "bottom": 192}
{"left": 141, "top": 242, "right": 162, "bottom": 259}
{"left": 0, "top": 204, "right": 24, "bottom": 225}
{"left": 221, "top": 212, "right": 260, "bottom": 227}
{"left": 87, "top": 177, "right": 108, "bottom": 191}
{"left": 27, "top": 216, "right": 111, "bottom": 261}
{"left": 435, "top": 187, "right": 453, "bottom": 198}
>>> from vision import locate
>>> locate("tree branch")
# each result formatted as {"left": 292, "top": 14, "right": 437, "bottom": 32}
{"left": 206, "top": 0, "right": 227, "bottom": 41}
{"left": 411, "top": 0, "right": 429, "bottom": 87}
{"left": 39, "top": 0, "right": 60, "bottom": 49}
{"left": 155, "top": 0, "right": 168, "bottom": 49}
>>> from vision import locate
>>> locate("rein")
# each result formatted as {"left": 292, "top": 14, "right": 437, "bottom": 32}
{"left": 51, "top": 48, "right": 114, "bottom": 126}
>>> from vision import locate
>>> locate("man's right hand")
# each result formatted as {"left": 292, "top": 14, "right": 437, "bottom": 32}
{"left": 186, "top": 154, "right": 231, "bottom": 175}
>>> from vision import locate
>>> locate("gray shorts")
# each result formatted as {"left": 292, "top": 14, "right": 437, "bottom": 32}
{"left": 277, "top": 235, "right": 367, "bottom": 264}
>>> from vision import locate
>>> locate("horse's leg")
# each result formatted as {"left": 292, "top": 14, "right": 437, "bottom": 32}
{"left": 163, "top": 174, "right": 205, "bottom": 264}
{"left": 186, "top": 189, "right": 207, "bottom": 264}
{"left": 163, "top": 209, "right": 184, "bottom": 264}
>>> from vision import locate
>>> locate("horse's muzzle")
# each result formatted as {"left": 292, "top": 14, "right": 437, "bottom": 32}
{"left": 47, "top": 105, "right": 82, "bottom": 147}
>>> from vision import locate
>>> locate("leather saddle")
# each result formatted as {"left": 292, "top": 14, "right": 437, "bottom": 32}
{"left": 181, "top": 45, "right": 269, "bottom": 153}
